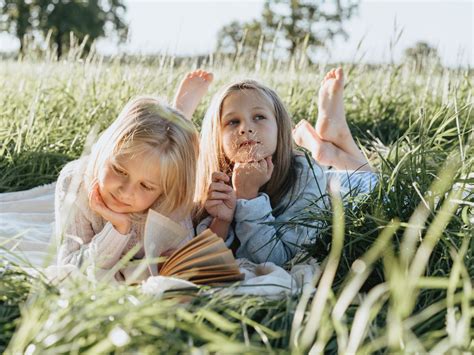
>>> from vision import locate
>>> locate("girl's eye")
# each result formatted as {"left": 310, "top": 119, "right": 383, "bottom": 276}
{"left": 255, "top": 115, "right": 266, "bottom": 121}
{"left": 112, "top": 165, "right": 127, "bottom": 176}
{"left": 227, "top": 119, "right": 239, "bottom": 126}
{"left": 141, "top": 183, "right": 154, "bottom": 191}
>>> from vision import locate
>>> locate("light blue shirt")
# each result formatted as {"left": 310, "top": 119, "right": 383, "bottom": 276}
{"left": 197, "top": 154, "right": 328, "bottom": 266}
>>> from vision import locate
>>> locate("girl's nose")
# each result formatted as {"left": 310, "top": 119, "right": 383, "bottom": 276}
{"left": 239, "top": 122, "right": 254, "bottom": 134}
{"left": 239, "top": 128, "right": 253, "bottom": 134}
{"left": 119, "top": 183, "right": 134, "bottom": 201}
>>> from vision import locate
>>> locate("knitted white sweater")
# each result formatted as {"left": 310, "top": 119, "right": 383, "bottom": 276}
{"left": 55, "top": 157, "right": 193, "bottom": 270}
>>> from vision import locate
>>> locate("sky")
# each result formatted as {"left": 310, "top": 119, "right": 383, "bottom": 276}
{"left": 0, "top": 0, "right": 472, "bottom": 67}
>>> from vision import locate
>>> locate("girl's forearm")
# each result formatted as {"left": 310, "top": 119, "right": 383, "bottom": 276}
{"left": 209, "top": 218, "right": 231, "bottom": 240}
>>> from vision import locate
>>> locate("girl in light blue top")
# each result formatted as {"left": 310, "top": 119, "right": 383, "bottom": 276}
{"left": 195, "top": 68, "right": 377, "bottom": 266}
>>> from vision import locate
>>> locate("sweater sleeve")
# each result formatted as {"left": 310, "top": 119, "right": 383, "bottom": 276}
{"left": 196, "top": 216, "right": 212, "bottom": 235}
{"left": 233, "top": 156, "right": 327, "bottom": 266}
{"left": 55, "top": 161, "right": 132, "bottom": 269}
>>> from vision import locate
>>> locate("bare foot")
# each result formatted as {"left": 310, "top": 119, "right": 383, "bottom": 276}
{"left": 173, "top": 69, "right": 213, "bottom": 119}
{"left": 293, "top": 119, "right": 339, "bottom": 167}
{"left": 316, "top": 67, "right": 351, "bottom": 143}
{"left": 293, "top": 119, "right": 371, "bottom": 170}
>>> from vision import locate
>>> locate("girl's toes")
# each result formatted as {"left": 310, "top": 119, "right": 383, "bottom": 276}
{"left": 205, "top": 73, "right": 214, "bottom": 82}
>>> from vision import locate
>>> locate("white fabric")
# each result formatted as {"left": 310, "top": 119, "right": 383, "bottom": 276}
{"left": 0, "top": 184, "right": 320, "bottom": 297}
{"left": 0, "top": 183, "right": 57, "bottom": 267}
{"left": 141, "top": 259, "right": 321, "bottom": 298}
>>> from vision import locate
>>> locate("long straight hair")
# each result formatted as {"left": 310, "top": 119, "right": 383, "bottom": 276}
{"left": 194, "top": 80, "right": 298, "bottom": 222}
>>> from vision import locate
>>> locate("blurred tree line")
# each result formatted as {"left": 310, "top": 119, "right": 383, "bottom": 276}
{"left": 1, "top": 0, "right": 360, "bottom": 61}
{"left": 1, "top": 0, "right": 440, "bottom": 69}
{"left": 216, "top": 0, "right": 359, "bottom": 63}
{"left": 0, "top": 0, "right": 127, "bottom": 58}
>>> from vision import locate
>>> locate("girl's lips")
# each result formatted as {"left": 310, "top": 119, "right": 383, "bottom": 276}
{"left": 239, "top": 140, "right": 259, "bottom": 148}
{"left": 111, "top": 193, "right": 130, "bottom": 207}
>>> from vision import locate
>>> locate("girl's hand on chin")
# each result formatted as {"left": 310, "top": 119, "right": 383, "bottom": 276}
{"left": 89, "top": 183, "right": 132, "bottom": 235}
{"left": 232, "top": 156, "right": 274, "bottom": 200}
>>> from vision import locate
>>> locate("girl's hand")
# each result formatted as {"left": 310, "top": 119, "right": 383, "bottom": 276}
{"left": 232, "top": 156, "right": 274, "bottom": 200}
{"left": 204, "top": 172, "right": 236, "bottom": 222}
{"left": 89, "top": 183, "right": 132, "bottom": 235}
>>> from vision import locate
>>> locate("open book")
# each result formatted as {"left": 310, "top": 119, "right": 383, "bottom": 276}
{"left": 120, "top": 209, "right": 244, "bottom": 285}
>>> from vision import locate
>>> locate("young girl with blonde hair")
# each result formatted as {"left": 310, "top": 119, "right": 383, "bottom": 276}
{"left": 195, "top": 68, "right": 377, "bottom": 266}
{"left": 55, "top": 70, "right": 213, "bottom": 274}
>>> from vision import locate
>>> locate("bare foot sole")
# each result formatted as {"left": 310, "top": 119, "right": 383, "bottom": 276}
{"left": 174, "top": 69, "right": 213, "bottom": 119}
{"left": 293, "top": 119, "right": 339, "bottom": 167}
{"left": 316, "top": 67, "right": 351, "bottom": 142}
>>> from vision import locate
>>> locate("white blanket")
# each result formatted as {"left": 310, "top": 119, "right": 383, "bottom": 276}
{"left": 0, "top": 183, "right": 57, "bottom": 267}
{"left": 0, "top": 183, "right": 320, "bottom": 297}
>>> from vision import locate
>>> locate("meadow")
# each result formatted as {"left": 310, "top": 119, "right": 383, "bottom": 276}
{"left": 0, "top": 46, "right": 473, "bottom": 353}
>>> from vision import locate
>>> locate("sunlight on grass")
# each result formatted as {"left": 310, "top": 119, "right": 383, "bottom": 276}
{"left": 1, "top": 42, "right": 472, "bottom": 353}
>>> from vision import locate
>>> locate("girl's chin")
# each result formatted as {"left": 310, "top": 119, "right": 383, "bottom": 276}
{"left": 232, "top": 152, "right": 266, "bottom": 163}
{"left": 107, "top": 204, "right": 126, "bottom": 213}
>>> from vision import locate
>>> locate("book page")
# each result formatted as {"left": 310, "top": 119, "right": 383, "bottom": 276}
{"left": 162, "top": 231, "right": 216, "bottom": 268}
{"left": 144, "top": 209, "right": 190, "bottom": 276}
{"left": 175, "top": 269, "right": 243, "bottom": 280}
{"left": 161, "top": 238, "right": 224, "bottom": 274}
{"left": 189, "top": 273, "right": 245, "bottom": 284}
{"left": 163, "top": 249, "right": 236, "bottom": 276}
{"left": 173, "top": 263, "right": 242, "bottom": 275}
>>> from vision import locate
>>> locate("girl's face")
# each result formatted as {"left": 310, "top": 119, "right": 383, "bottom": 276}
{"left": 220, "top": 89, "right": 278, "bottom": 163}
{"left": 98, "top": 150, "right": 162, "bottom": 213}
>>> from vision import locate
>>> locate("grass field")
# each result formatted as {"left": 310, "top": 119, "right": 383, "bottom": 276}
{"left": 0, "top": 47, "right": 473, "bottom": 353}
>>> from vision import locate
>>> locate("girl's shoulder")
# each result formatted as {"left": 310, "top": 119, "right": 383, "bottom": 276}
{"left": 272, "top": 153, "right": 327, "bottom": 217}
{"left": 289, "top": 152, "right": 327, "bottom": 197}
{"left": 57, "top": 157, "right": 88, "bottom": 186}
{"left": 56, "top": 157, "right": 90, "bottom": 207}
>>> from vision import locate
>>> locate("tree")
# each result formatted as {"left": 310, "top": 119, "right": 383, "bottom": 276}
{"left": 216, "top": 0, "right": 359, "bottom": 60}
{"left": 263, "top": 0, "right": 358, "bottom": 57}
{"left": 0, "top": 0, "right": 38, "bottom": 53}
{"left": 0, "top": 0, "right": 128, "bottom": 58}
{"left": 404, "top": 41, "right": 441, "bottom": 70}
{"left": 216, "top": 20, "right": 265, "bottom": 56}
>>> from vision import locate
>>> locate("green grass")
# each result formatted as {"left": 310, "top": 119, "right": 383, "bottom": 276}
{"left": 0, "top": 47, "right": 473, "bottom": 353}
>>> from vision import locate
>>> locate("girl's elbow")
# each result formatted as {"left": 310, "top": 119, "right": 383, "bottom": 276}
{"left": 57, "top": 250, "right": 75, "bottom": 266}
{"left": 95, "top": 256, "right": 117, "bottom": 270}
{"left": 269, "top": 253, "right": 290, "bottom": 266}
{"left": 252, "top": 249, "right": 289, "bottom": 266}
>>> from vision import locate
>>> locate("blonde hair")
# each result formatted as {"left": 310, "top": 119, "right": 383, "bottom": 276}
{"left": 195, "top": 80, "right": 298, "bottom": 221}
{"left": 86, "top": 96, "right": 199, "bottom": 219}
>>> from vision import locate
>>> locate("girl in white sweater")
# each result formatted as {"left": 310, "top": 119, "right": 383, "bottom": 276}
{"left": 55, "top": 91, "right": 203, "bottom": 272}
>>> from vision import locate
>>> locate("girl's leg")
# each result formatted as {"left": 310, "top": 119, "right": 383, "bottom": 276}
{"left": 293, "top": 120, "right": 373, "bottom": 171}
{"left": 316, "top": 67, "right": 368, "bottom": 165}
{"left": 173, "top": 69, "right": 213, "bottom": 120}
